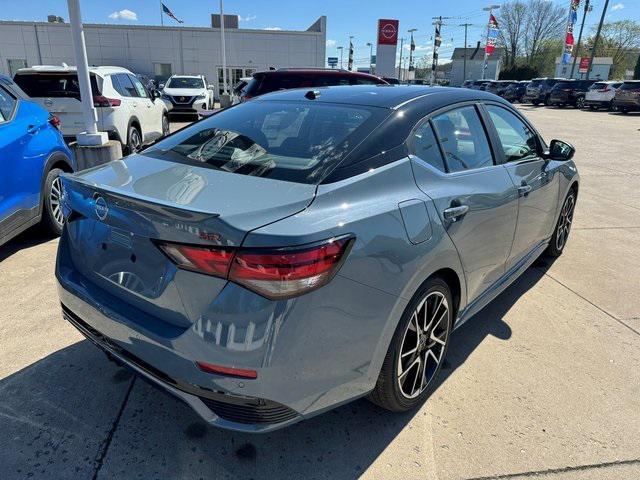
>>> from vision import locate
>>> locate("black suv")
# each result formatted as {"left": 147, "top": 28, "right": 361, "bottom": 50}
{"left": 548, "top": 79, "right": 596, "bottom": 108}
{"left": 236, "top": 69, "right": 388, "bottom": 102}
{"left": 524, "top": 78, "right": 565, "bottom": 105}
{"left": 502, "top": 81, "right": 529, "bottom": 103}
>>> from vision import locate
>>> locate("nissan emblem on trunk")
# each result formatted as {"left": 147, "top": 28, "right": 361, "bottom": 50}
{"left": 95, "top": 196, "right": 109, "bottom": 221}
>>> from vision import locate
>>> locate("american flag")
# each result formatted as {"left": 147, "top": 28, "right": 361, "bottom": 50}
{"left": 162, "top": 3, "right": 183, "bottom": 24}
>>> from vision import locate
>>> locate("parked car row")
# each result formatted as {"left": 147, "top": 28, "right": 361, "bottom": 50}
{"left": 463, "top": 77, "right": 640, "bottom": 113}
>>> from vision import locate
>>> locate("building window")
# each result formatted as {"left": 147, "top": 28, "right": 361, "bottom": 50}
{"left": 7, "top": 59, "right": 27, "bottom": 77}
{"left": 153, "top": 63, "right": 172, "bottom": 84}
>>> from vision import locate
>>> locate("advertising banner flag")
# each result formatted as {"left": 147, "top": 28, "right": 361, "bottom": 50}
{"left": 348, "top": 40, "right": 354, "bottom": 71}
{"left": 579, "top": 56, "right": 590, "bottom": 73}
{"left": 562, "top": 0, "right": 580, "bottom": 64}
{"left": 485, "top": 14, "right": 499, "bottom": 56}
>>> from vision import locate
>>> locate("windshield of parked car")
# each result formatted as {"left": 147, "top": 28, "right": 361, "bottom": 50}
{"left": 166, "top": 77, "right": 204, "bottom": 89}
{"left": 14, "top": 73, "right": 100, "bottom": 98}
{"left": 144, "top": 100, "right": 389, "bottom": 184}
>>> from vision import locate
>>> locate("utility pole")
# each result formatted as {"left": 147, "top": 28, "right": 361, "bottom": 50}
{"left": 398, "top": 37, "right": 404, "bottom": 80}
{"left": 481, "top": 5, "right": 500, "bottom": 80}
{"left": 337, "top": 46, "right": 344, "bottom": 69}
{"left": 459, "top": 23, "right": 472, "bottom": 83}
{"left": 408, "top": 28, "right": 417, "bottom": 75}
{"left": 586, "top": 0, "right": 608, "bottom": 80}
{"left": 430, "top": 17, "right": 451, "bottom": 85}
{"left": 366, "top": 42, "right": 373, "bottom": 74}
{"left": 219, "top": 0, "right": 228, "bottom": 95}
{"left": 570, "top": 0, "right": 592, "bottom": 79}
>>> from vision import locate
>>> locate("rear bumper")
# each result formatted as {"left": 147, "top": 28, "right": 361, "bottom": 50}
{"left": 584, "top": 99, "right": 610, "bottom": 107}
{"left": 613, "top": 99, "right": 640, "bottom": 110}
{"left": 548, "top": 93, "right": 571, "bottom": 105}
{"left": 55, "top": 227, "right": 405, "bottom": 432}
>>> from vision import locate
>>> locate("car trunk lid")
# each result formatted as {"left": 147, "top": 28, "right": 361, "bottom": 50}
{"left": 60, "top": 154, "right": 316, "bottom": 328}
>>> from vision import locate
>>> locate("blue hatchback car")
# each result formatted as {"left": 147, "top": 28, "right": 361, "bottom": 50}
{"left": 0, "top": 74, "right": 74, "bottom": 246}
{"left": 57, "top": 85, "right": 578, "bottom": 432}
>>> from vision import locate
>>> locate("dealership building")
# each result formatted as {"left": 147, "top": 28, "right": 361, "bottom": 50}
{"left": 0, "top": 15, "right": 326, "bottom": 97}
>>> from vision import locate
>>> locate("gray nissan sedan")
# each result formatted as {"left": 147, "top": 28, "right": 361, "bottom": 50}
{"left": 56, "top": 85, "right": 578, "bottom": 432}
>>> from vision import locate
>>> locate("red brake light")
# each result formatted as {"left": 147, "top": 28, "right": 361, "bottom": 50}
{"left": 156, "top": 242, "right": 234, "bottom": 277}
{"left": 93, "top": 95, "right": 121, "bottom": 107}
{"left": 156, "top": 237, "right": 353, "bottom": 299}
{"left": 48, "top": 115, "right": 61, "bottom": 130}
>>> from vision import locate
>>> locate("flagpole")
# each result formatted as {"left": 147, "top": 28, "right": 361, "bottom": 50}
{"left": 220, "top": 0, "right": 228, "bottom": 95}
{"left": 160, "top": 1, "right": 163, "bottom": 26}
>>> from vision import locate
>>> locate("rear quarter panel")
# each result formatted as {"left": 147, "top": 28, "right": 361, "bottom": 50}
{"left": 243, "top": 159, "right": 466, "bottom": 397}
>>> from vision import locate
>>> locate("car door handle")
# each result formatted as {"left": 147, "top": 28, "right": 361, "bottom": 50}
{"left": 518, "top": 184, "right": 532, "bottom": 196}
{"left": 443, "top": 205, "right": 469, "bottom": 222}
{"left": 27, "top": 124, "right": 38, "bottom": 134}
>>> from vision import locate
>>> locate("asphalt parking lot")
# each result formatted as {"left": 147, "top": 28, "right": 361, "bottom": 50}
{"left": 1, "top": 108, "right": 639, "bottom": 480}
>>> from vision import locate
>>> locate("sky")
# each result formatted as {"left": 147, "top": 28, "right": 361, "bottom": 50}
{"left": 0, "top": 0, "right": 638, "bottom": 68}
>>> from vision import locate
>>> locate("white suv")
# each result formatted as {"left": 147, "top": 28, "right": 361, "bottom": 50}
{"left": 584, "top": 81, "right": 623, "bottom": 111}
{"left": 14, "top": 65, "right": 169, "bottom": 153}
{"left": 160, "top": 75, "right": 214, "bottom": 116}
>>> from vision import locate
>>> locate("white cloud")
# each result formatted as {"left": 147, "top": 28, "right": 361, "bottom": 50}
{"left": 326, "top": 39, "right": 337, "bottom": 48}
{"left": 239, "top": 14, "right": 257, "bottom": 22}
{"left": 404, "top": 43, "right": 433, "bottom": 52}
{"left": 263, "top": 26, "right": 282, "bottom": 31}
{"left": 108, "top": 9, "right": 137, "bottom": 21}
{"left": 611, "top": 3, "right": 624, "bottom": 11}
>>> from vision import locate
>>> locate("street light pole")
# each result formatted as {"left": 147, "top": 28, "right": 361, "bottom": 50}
{"left": 219, "top": 0, "right": 228, "bottom": 95}
{"left": 407, "top": 28, "right": 417, "bottom": 75}
{"left": 459, "top": 23, "right": 472, "bottom": 83}
{"left": 398, "top": 37, "right": 404, "bottom": 80}
{"left": 366, "top": 42, "right": 373, "bottom": 74}
{"left": 586, "top": 0, "right": 609, "bottom": 80}
{"left": 67, "top": 0, "right": 106, "bottom": 145}
{"left": 481, "top": 5, "right": 500, "bottom": 80}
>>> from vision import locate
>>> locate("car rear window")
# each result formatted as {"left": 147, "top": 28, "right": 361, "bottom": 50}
{"left": 591, "top": 82, "right": 607, "bottom": 89}
{"left": 145, "top": 100, "right": 390, "bottom": 184}
{"left": 619, "top": 82, "right": 640, "bottom": 91}
{"left": 554, "top": 81, "right": 573, "bottom": 89}
{"left": 14, "top": 73, "right": 100, "bottom": 98}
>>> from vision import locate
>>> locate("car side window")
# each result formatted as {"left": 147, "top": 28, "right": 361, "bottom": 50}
{"left": 129, "top": 74, "right": 149, "bottom": 98}
{"left": 432, "top": 106, "right": 493, "bottom": 173}
{"left": 351, "top": 77, "right": 379, "bottom": 85}
{"left": 0, "top": 85, "right": 17, "bottom": 122}
{"left": 409, "top": 120, "right": 447, "bottom": 173}
{"left": 115, "top": 74, "right": 137, "bottom": 97}
{"left": 486, "top": 105, "right": 539, "bottom": 163}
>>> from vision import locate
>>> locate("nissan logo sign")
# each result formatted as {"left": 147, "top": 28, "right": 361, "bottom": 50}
{"left": 94, "top": 196, "right": 109, "bottom": 221}
{"left": 381, "top": 23, "right": 397, "bottom": 39}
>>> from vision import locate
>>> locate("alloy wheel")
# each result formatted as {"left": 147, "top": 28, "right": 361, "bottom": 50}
{"left": 162, "top": 116, "right": 170, "bottom": 136}
{"left": 576, "top": 97, "right": 585, "bottom": 109}
{"left": 129, "top": 129, "right": 141, "bottom": 153}
{"left": 49, "top": 176, "right": 64, "bottom": 228}
{"left": 397, "top": 291, "right": 449, "bottom": 399}
{"left": 555, "top": 193, "right": 575, "bottom": 251}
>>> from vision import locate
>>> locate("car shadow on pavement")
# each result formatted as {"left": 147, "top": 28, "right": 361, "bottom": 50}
{"left": 0, "top": 228, "right": 56, "bottom": 263}
{"left": 0, "top": 265, "right": 549, "bottom": 480}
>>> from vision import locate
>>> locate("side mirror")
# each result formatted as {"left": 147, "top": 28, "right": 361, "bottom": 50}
{"left": 207, "top": 84, "right": 214, "bottom": 90}
{"left": 158, "top": 83, "right": 165, "bottom": 90}
{"left": 545, "top": 139, "right": 575, "bottom": 161}
{"left": 150, "top": 88, "right": 158, "bottom": 100}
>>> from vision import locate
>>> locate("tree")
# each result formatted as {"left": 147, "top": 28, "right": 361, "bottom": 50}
{"left": 497, "top": 1, "right": 527, "bottom": 68}
{"left": 585, "top": 20, "right": 640, "bottom": 78}
{"left": 523, "top": 0, "right": 566, "bottom": 64}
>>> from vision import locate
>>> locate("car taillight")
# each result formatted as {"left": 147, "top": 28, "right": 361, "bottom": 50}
{"left": 156, "top": 236, "right": 354, "bottom": 299}
{"left": 48, "top": 115, "right": 61, "bottom": 130}
{"left": 156, "top": 242, "right": 234, "bottom": 277}
{"left": 93, "top": 95, "right": 121, "bottom": 107}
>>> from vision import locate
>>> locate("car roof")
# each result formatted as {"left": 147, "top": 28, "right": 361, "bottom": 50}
{"left": 254, "top": 84, "right": 502, "bottom": 109}
{"left": 169, "top": 75, "right": 203, "bottom": 78}
{"left": 15, "top": 64, "right": 131, "bottom": 76}
{"left": 255, "top": 68, "right": 384, "bottom": 80}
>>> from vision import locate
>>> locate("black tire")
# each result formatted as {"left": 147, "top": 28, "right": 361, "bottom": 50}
{"left": 369, "top": 277, "right": 453, "bottom": 412}
{"left": 619, "top": 108, "right": 629, "bottom": 115}
{"left": 532, "top": 100, "right": 540, "bottom": 106}
{"left": 589, "top": 105, "right": 598, "bottom": 111}
{"left": 42, "top": 168, "right": 65, "bottom": 236}
{"left": 608, "top": 101, "right": 615, "bottom": 111}
{"left": 161, "top": 114, "right": 170, "bottom": 137}
{"left": 544, "top": 95, "right": 551, "bottom": 106}
{"left": 126, "top": 124, "right": 142, "bottom": 155}
{"left": 546, "top": 189, "right": 576, "bottom": 258}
